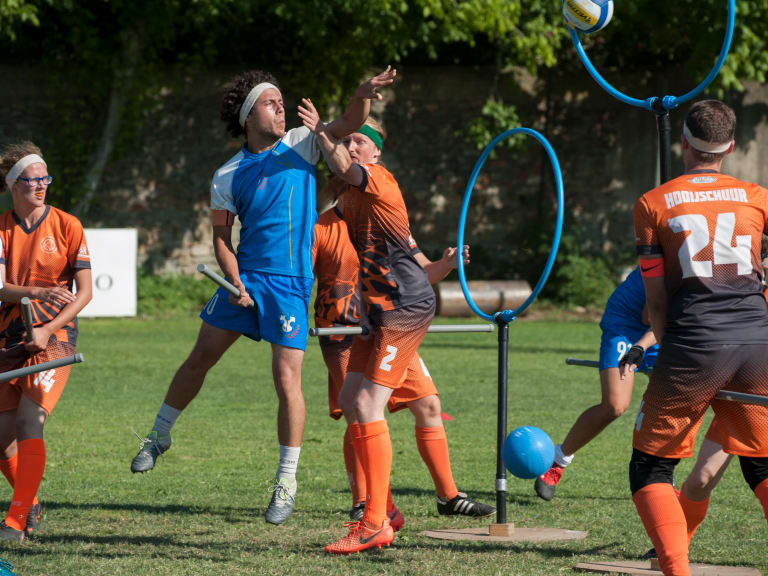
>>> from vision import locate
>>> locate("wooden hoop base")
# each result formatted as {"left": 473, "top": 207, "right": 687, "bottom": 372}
{"left": 420, "top": 523, "right": 587, "bottom": 543}
{"left": 574, "top": 560, "right": 760, "bottom": 575}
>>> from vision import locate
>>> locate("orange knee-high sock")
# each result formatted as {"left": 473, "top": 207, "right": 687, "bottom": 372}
{"left": 415, "top": 426, "right": 458, "bottom": 500}
{"left": 359, "top": 420, "right": 392, "bottom": 529}
{"left": 678, "top": 482, "right": 709, "bottom": 544}
{"left": 0, "top": 453, "right": 37, "bottom": 509}
{"left": 633, "top": 483, "right": 690, "bottom": 576}
{"left": 344, "top": 425, "right": 366, "bottom": 504}
{"left": 5, "top": 439, "right": 45, "bottom": 531}
{"left": 754, "top": 478, "right": 768, "bottom": 522}
{"left": 386, "top": 484, "right": 395, "bottom": 512}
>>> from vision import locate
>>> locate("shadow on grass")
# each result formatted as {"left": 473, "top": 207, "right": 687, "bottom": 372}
{"left": 414, "top": 538, "right": 610, "bottom": 558}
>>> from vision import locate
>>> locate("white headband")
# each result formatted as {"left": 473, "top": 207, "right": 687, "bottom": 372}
{"left": 5, "top": 154, "right": 46, "bottom": 191}
{"left": 238, "top": 82, "right": 280, "bottom": 128}
{"left": 683, "top": 123, "right": 732, "bottom": 154}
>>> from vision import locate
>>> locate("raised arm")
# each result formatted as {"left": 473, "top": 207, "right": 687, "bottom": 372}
{"left": 323, "top": 67, "right": 396, "bottom": 140}
{"left": 298, "top": 98, "right": 364, "bottom": 188}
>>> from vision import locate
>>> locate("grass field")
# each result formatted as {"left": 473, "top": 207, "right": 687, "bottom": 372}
{"left": 2, "top": 316, "right": 766, "bottom": 575}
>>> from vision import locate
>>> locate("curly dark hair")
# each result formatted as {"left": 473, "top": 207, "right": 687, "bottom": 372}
{"left": 220, "top": 70, "right": 280, "bottom": 139}
{"left": 0, "top": 141, "right": 43, "bottom": 187}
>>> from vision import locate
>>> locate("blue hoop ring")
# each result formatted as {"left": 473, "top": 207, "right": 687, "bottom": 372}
{"left": 569, "top": 0, "right": 735, "bottom": 111}
{"left": 457, "top": 128, "right": 564, "bottom": 323}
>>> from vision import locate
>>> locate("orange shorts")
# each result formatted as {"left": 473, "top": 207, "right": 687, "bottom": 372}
{"left": 320, "top": 338, "right": 353, "bottom": 420}
{"left": 321, "top": 338, "right": 438, "bottom": 418}
{"left": 634, "top": 342, "right": 768, "bottom": 458}
{"left": 388, "top": 354, "right": 438, "bottom": 413}
{"left": 347, "top": 298, "right": 435, "bottom": 389}
{"left": 0, "top": 336, "right": 75, "bottom": 415}
{"left": 703, "top": 416, "right": 722, "bottom": 444}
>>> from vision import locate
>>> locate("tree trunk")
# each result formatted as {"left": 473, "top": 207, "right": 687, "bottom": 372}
{"left": 73, "top": 31, "right": 140, "bottom": 218}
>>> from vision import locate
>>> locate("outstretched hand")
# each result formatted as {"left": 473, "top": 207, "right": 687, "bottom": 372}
{"left": 298, "top": 98, "right": 325, "bottom": 134}
{"left": 356, "top": 66, "right": 397, "bottom": 100}
{"left": 442, "top": 245, "right": 470, "bottom": 269}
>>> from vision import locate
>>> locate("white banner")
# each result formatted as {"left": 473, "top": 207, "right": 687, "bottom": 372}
{"left": 80, "top": 228, "right": 137, "bottom": 317}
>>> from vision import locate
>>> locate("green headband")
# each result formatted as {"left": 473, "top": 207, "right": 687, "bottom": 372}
{"left": 356, "top": 124, "right": 383, "bottom": 151}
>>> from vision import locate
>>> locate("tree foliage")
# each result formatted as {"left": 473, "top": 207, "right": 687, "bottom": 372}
{"left": 0, "top": 0, "right": 765, "bottom": 218}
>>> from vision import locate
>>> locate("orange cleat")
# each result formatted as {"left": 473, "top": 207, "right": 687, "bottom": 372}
{"left": 325, "top": 519, "right": 394, "bottom": 555}
{"left": 387, "top": 505, "right": 405, "bottom": 532}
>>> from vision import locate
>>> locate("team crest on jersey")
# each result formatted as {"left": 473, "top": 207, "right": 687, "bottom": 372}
{"left": 279, "top": 313, "right": 300, "bottom": 338}
{"left": 688, "top": 176, "right": 717, "bottom": 184}
{"left": 40, "top": 236, "right": 57, "bottom": 254}
{"left": 78, "top": 245, "right": 89, "bottom": 256}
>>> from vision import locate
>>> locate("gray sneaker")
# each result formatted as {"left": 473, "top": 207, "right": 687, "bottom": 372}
{"left": 130, "top": 430, "right": 171, "bottom": 473}
{"left": 265, "top": 478, "right": 296, "bottom": 525}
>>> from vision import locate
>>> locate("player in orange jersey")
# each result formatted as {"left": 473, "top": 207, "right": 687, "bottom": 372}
{"left": 0, "top": 142, "right": 92, "bottom": 541}
{"left": 632, "top": 100, "right": 768, "bottom": 575}
{"left": 299, "top": 100, "right": 451, "bottom": 552}
{"left": 313, "top": 207, "right": 493, "bottom": 526}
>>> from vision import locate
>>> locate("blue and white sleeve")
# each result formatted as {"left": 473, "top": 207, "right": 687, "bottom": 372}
{"left": 283, "top": 127, "right": 321, "bottom": 165}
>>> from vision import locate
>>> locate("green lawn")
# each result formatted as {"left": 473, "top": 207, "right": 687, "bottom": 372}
{"left": 2, "top": 317, "right": 765, "bottom": 575}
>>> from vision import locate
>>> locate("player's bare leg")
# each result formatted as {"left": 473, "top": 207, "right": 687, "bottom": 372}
{"left": 265, "top": 344, "right": 305, "bottom": 524}
{"left": 536, "top": 367, "right": 634, "bottom": 501}
{"left": 680, "top": 439, "right": 731, "bottom": 541}
{"left": 131, "top": 322, "right": 240, "bottom": 473}
{"left": 408, "top": 395, "right": 494, "bottom": 518}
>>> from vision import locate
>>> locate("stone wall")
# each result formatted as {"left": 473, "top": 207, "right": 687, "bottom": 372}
{"left": 2, "top": 64, "right": 766, "bottom": 277}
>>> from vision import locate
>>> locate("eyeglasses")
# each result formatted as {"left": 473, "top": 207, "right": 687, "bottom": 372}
{"left": 17, "top": 176, "right": 53, "bottom": 187}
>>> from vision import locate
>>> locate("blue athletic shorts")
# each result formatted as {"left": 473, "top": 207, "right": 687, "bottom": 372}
{"left": 200, "top": 270, "right": 313, "bottom": 351}
{"left": 598, "top": 320, "right": 659, "bottom": 371}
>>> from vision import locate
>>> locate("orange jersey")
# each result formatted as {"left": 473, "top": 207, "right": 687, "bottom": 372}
{"left": 0, "top": 206, "right": 90, "bottom": 347}
{"left": 339, "top": 165, "right": 432, "bottom": 313}
{"left": 313, "top": 208, "right": 362, "bottom": 334}
{"left": 634, "top": 172, "right": 768, "bottom": 344}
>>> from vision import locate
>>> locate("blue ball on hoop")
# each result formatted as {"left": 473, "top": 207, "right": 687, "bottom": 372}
{"left": 563, "top": 0, "right": 614, "bottom": 34}
{"left": 503, "top": 426, "right": 555, "bottom": 479}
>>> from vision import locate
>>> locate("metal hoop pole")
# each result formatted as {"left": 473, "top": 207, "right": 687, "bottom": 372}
{"left": 456, "top": 127, "right": 564, "bottom": 528}
{"left": 495, "top": 319, "right": 509, "bottom": 523}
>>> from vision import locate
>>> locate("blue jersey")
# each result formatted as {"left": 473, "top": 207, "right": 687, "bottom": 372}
{"left": 600, "top": 266, "right": 647, "bottom": 330}
{"left": 210, "top": 127, "right": 321, "bottom": 279}
{"left": 599, "top": 266, "right": 658, "bottom": 371}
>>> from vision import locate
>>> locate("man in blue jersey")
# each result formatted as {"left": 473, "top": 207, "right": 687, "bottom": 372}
{"left": 535, "top": 267, "right": 658, "bottom": 500}
{"left": 130, "top": 67, "right": 396, "bottom": 526}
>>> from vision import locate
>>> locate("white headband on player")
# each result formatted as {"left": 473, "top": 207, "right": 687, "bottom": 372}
{"left": 5, "top": 154, "right": 47, "bottom": 191}
{"left": 238, "top": 82, "right": 281, "bottom": 128}
{"left": 683, "top": 123, "right": 732, "bottom": 154}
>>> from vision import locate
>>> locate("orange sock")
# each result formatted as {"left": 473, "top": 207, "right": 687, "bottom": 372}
{"left": 344, "top": 425, "right": 366, "bottom": 504}
{"left": 415, "top": 426, "right": 458, "bottom": 500}
{"left": 754, "top": 478, "right": 768, "bottom": 522}
{"left": 386, "top": 484, "right": 394, "bottom": 512}
{"left": 5, "top": 439, "right": 45, "bottom": 531}
{"left": 359, "top": 420, "right": 392, "bottom": 529}
{"left": 633, "top": 483, "right": 690, "bottom": 576}
{"left": 678, "top": 482, "right": 709, "bottom": 544}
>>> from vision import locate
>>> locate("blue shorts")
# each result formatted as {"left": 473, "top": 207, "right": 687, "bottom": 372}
{"left": 200, "top": 270, "right": 313, "bottom": 351}
{"left": 598, "top": 320, "right": 658, "bottom": 371}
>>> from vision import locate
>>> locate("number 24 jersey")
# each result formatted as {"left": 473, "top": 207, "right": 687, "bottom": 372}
{"left": 634, "top": 172, "right": 768, "bottom": 345}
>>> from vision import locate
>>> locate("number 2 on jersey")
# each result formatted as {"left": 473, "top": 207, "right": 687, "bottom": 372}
{"left": 668, "top": 212, "right": 751, "bottom": 278}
